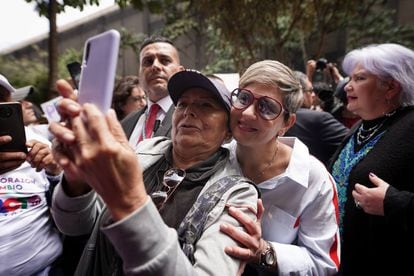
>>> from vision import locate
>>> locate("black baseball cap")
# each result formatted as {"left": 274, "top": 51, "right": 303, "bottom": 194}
{"left": 168, "top": 69, "right": 231, "bottom": 112}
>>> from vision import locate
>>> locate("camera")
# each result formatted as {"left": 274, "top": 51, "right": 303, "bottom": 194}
{"left": 0, "top": 105, "right": 13, "bottom": 118}
{"left": 313, "top": 82, "right": 333, "bottom": 102}
{"left": 312, "top": 58, "right": 334, "bottom": 86}
{"left": 316, "top": 58, "right": 328, "bottom": 70}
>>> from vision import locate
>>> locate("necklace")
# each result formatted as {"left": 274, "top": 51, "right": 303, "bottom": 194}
{"left": 257, "top": 141, "right": 279, "bottom": 178}
{"left": 356, "top": 121, "right": 385, "bottom": 145}
{"left": 356, "top": 109, "right": 398, "bottom": 145}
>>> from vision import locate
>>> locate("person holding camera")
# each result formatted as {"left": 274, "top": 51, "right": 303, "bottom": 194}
{"left": 307, "top": 58, "right": 343, "bottom": 86}
{"left": 307, "top": 59, "right": 360, "bottom": 128}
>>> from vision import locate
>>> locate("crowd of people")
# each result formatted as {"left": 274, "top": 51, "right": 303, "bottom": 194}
{"left": 1, "top": 34, "right": 414, "bottom": 276}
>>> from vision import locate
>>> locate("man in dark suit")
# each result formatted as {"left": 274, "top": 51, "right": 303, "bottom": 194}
{"left": 286, "top": 71, "right": 349, "bottom": 166}
{"left": 122, "top": 36, "right": 184, "bottom": 149}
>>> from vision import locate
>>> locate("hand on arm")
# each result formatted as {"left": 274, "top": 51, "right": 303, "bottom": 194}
{"left": 352, "top": 172, "right": 390, "bottom": 216}
{"left": 220, "top": 199, "right": 277, "bottom": 272}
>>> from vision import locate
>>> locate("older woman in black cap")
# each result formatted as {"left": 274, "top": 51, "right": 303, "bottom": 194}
{"left": 49, "top": 70, "right": 259, "bottom": 275}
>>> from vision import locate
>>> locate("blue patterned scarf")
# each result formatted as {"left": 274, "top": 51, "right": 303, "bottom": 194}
{"left": 331, "top": 131, "right": 385, "bottom": 236}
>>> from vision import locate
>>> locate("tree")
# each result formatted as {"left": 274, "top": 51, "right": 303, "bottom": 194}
{"left": 346, "top": 1, "right": 414, "bottom": 51}
{"left": 124, "top": 0, "right": 413, "bottom": 73}
{"left": 0, "top": 46, "right": 83, "bottom": 105}
{"left": 25, "top": 0, "right": 99, "bottom": 99}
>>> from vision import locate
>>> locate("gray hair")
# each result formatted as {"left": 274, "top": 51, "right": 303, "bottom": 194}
{"left": 293, "top": 71, "right": 308, "bottom": 91}
{"left": 239, "top": 60, "right": 303, "bottom": 114}
{"left": 342, "top": 43, "right": 414, "bottom": 107}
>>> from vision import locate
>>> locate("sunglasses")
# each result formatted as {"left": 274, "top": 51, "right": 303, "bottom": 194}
{"left": 230, "top": 88, "right": 286, "bottom": 120}
{"left": 151, "top": 168, "right": 186, "bottom": 210}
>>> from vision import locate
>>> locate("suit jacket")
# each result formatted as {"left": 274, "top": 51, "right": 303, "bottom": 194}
{"left": 285, "top": 108, "right": 349, "bottom": 166}
{"left": 121, "top": 104, "right": 175, "bottom": 139}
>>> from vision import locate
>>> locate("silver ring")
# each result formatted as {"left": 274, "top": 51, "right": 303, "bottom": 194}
{"left": 355, "top": 201, "right": 360, "bottom": 208}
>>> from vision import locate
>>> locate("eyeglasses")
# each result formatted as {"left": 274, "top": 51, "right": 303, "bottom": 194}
{"left": 150, "top": 168, "right": 186, "bottom": 210}
{"left": 230, "top": 88, "right": 286, "bottom": 120}
{"left": 130, "top": 95, "right": 147, "bottom": 102}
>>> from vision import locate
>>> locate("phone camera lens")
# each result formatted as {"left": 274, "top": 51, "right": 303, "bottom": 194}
{"left": 0, "top": 106, "right": 13, "bottom": 118}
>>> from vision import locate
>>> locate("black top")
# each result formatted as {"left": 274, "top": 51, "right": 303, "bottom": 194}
{"left": 328, "top": 106, "right": 414, "bottom": 275}
{"left": 286, "top": 108, "right": 349, "bottom": 166}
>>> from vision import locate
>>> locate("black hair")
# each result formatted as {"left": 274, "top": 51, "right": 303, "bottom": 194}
{"left": 139, "top": 35, "right": 174, "bottom": 52}
{"left": 112, "top": 75, "right": 141, "bottom": 120}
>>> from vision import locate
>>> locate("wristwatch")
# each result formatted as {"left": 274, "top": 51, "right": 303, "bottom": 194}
{"left": 259, "top": 241, "right": 277, "bottom": 269}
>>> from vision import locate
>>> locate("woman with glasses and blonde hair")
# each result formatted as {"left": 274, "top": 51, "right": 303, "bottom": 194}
{"left": 49, "top": 70, "right": 259, "bottom": 275}
{"left": 221, "top": 60, "right": 340, "bottom": 275}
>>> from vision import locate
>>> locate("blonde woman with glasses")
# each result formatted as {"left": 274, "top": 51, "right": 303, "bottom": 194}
{"left": 221, "top": 60, "right": 340, "bottom": 275}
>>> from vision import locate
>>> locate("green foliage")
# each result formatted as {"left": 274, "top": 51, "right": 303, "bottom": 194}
{"left": 25, "top": 0, "right": 100, "bottom": 18}
{"left": 123, "top": 0, "right": 413, "bottom": 73}
{"left": 57, "top": 48, "right": 83, "bottom": 80}
{"left": 0, "top": 47, "right": 48, "bottom": 103}
{"left": 0, "top": 47, "right": 83, "bottom": 104}
{"left": 119, "top": 28, "right": 146, "bottom": 57}
{"left": 347, "top": 2, "right": 414, "bottom": 50}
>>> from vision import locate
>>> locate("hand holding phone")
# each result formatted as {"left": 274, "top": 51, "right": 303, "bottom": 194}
{"left": 0, "top": 102, "right": 27, "bottom": 153}
{"left": 78, "top": 29, "right": 120, "bottom": 114}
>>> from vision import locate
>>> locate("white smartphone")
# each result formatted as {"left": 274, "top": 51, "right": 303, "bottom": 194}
{"left": 78, "top": 29, "right": 120, "bottom": 114}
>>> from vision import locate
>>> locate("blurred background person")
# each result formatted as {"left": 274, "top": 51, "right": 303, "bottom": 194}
{"left": 286, "top": 71, "right": 348, "bottom": 166}
{"left": 13, "top": 85, "right": 38, "bottom": 125}
{"left": 299, "top": 72, "right": 316, "bottom": 109}
{"left": 307, "top": 59, "right": 360, "bottom": 129}
{"left": 13, "top": 85, "right": 52, "bottom": 140}
{"left": 332, "top": 77, "right": 361, "bottom": 128}
{"left": 121, "top": 35, "right": 184, "bottom": 150}
{"left": 112, "top": 75, "right": 147, "bottom": 120}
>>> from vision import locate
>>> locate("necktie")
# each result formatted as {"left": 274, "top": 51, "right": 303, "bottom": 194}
{"left": 139, "top": 104, "right": 160, "bottom": 143}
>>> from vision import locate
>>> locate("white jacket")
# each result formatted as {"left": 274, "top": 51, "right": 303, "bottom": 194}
{"left": 226, "top": 137, "right": 340, "bottom": 275}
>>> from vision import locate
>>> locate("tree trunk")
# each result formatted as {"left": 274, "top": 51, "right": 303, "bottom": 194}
{"left": 47, "top": 0, "right": 58, "bottom": 99}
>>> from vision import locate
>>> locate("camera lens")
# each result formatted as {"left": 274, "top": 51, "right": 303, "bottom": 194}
{"left": 316, "top": 58, "right": 328, "bottom": 70}
{"left": 0, "top": 106, "right": 13, "bottom": 118}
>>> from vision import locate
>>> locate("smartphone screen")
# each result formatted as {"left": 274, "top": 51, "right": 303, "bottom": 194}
{"left": 0, "top": 102, "right": 27, "bottom": 153}
{"left": 67, "top": 61, "right": 82, "bottom": 89}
